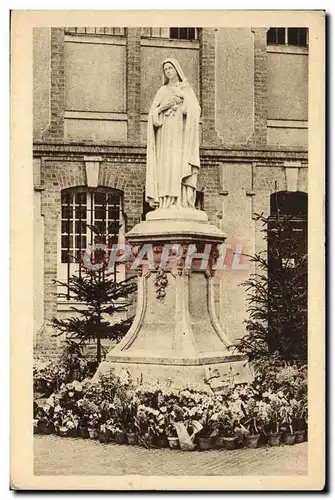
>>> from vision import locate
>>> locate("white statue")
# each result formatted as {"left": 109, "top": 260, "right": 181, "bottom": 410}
{"left": 146, "top": 58, "right": 201, "bottom": 210}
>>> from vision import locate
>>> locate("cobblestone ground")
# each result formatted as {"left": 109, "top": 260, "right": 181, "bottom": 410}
{"left": 34, "top": 435, "right": 307, "bottom": 476}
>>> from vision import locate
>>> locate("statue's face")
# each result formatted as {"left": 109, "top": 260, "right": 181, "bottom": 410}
{"left": 163, "top": 62, "right": 178, "bottom": 81}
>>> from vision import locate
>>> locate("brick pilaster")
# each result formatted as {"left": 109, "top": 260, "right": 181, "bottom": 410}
{"left": 248, "top": 28, "right": 268, "bottom": 147}
{"left": 199, "top": 28, "right": 220, "bottom": 146}
{"left": 37, "top": 168, "right": 60, "bottom": 350}
{"left": 42, "top": 28, "right": 65, "bottom": 140}
{"left": 126, "top": 28, "right": 142, "bottom": 144}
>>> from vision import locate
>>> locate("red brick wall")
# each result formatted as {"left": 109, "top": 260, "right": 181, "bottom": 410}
{"left": 199, "top": 28, "right": 220, "bottom": 146}
{"left": 42, "top": 28, "right": 65, "bottom": 140}
{"left": 248, "top": 28, "right": 269, "bottom": 146}
{"left": 127, "top": 28, "right": 142, "bottom": 143}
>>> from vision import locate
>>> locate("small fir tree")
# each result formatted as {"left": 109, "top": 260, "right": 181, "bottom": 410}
{"left": 233, "top": 213, "right": 307, "bottom": 365}
{"left": 51, "top": 221, "right": 136, "bottom": 365}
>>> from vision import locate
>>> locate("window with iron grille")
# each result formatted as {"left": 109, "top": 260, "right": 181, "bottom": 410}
{"left": 141, "top": 27, "right": 198, "bottom": 40}
{"left": 64, "top": 27, "right": 125, "bottom": 36}
{"left": 267, "top": 27, "right": 308, "bottom": 47}
{"left": 60, "top": 188, "right": 125, "bottom": 289}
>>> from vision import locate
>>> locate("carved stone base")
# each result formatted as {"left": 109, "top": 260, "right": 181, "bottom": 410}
{"left": 94, "top": 213, "right": 253, "bottom": 392}
{"left": 95, "top": 357, "right": 253, "bottom": 394}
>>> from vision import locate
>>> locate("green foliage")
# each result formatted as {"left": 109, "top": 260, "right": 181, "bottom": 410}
{"left": 50, "top": 221, "right": 136, "bottom": 363}
{"left": 34, "top": 341, "right": 93, "bottom": 397}
{"left": 233, "top": 213, "right": 307, "bottom": 365}
{"left": 34, "top": 363, "right": 307, "bottom": 444}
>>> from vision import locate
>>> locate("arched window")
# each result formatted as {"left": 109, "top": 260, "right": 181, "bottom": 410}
{"left": 59, "top": 187, "right": 125, "bottom": 291}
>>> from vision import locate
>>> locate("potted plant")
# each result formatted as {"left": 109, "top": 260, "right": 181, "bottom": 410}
{"left": 134, "top": 404, "right": 156, "bottom": 449}
{"left": 290, "top": 398, "right": 307, "bottom": 443}
{"left": 195, "top": 403, "right": 219, "bottom": 451}
{"left": 125, "top": 423, "right": 138, "bottom": 446}
{"left": 76, "top": 398, "right": 100, "bottom": 439}
{"left": 34, "top": 405, "right": 55, "bottom": 435}
{"left": 280, "top": 397, "right": 296, "bottom": 445}
{"left": 78, "top": 417, "right": 90, "bottom": 439}
{"left": 241, "top": 398, "right": 267, "bottom": 449}
{"left": 54, "top": 407, "right": 79, "bottom": 438}
{"left": 262, "top": 390, "right": 283, "bottom": 446}
{"left": 215, "top": 409, "right": 238, "bottom": 450}
{"left": 150, "top": 409, "right": 169, "bottom": 448}
{"left": 166, "top": 423, "right": 179, "bottom": 450}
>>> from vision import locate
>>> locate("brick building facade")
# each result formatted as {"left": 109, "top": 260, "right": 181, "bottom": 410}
{"left": 33, "top": 27, "right": 308, "bottom": 356}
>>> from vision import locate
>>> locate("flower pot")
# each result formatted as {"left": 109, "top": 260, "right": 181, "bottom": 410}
{"left": 268, "top": 433, "right": 281, "bottom": 447}
{"left": 156, "top": 436, "right": 169, "bottom": 448}
{"left": 167, "top": 436, "right": 179, "bottom": 450}
{"left": 198, "top": 437, "right": 213, "bottom": 451}
{"left": 223, "top": 436, "right": 237, "bottom": 450}
{"left": 39, "top": 422, "right": 53, "bottom": 435}
{"left": 88, "top": 428, "right": 99, "bottom": 439}
{"left": 246, "top": 434, "right": 260, "bottom": 449}
{"left": 294, "top": 430, "right": 305, "bottom": 444}
{"left": 67, "top": 428, "right": 78, "bottom": 438}
{"left": 282, "top": 432, "right": 296, "bottom": 445}
{"left": 58, "top": 426, "right": 68, "bottom": 438}
{"left": 79, "top": 426, "right": 90, "bottom": 439}
{"left": 126, "top": 432, "right": 138, "bottom": 445}
{"left": 114, "top": 430, "right": 127, "bottom": 445}
{"left": 99, "top": 430, "right": 111, "bottom": 443}
{"left": 215, "top": 436, "right": 226, "bottom": 449}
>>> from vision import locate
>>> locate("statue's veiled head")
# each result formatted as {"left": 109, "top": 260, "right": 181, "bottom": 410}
{"left": 162, "top": 58, "right": 187, "bottom": 85}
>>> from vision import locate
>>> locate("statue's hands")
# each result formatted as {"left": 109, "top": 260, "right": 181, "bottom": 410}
{"left": 158, "top": 96, "right": 182, "bottom": 114}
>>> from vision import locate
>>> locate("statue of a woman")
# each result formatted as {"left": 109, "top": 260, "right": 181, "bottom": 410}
{"left": 146, "top": 58, "right": 201, "bottom": 210}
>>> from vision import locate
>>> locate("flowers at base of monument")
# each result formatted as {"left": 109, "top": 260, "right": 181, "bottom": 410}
{"left": 33, "top": 358, "right": 61, "bottom": 396}
{"left": 33, "top": 403, "right": 55, "bottom": 433}
{"left": 261, "top": 389, "right": 291, "bottom": 434}
{"left": 53, "top": 405, "right": 79, "bottom": 431}
{"left": 58, "top": 380, "right": 86, "bottom": 401}
{"left": 240, "top": 396, "right": 270, "bottom": 436}
{"left": 76, "top": 398, "right": 101, "bottom": 430}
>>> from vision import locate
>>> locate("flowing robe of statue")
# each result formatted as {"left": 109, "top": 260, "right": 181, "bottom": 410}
{"left": 146, "top": 58, "right": 201, "bottom": 210}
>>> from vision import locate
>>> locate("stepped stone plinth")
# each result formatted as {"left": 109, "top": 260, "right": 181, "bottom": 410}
{"left": 95, "top": 208, "right": 253, "bottom": 393}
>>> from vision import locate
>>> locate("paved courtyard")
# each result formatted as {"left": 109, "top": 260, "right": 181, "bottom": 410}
{"left": 34, "top": 435, "right": 307, "bottom": 476}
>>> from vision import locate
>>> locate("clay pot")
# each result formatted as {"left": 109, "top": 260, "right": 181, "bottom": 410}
{"left": 294, "top": 430, "right": 305, "bottom": 443}
{"left": 67, "top": 428, "right": 78, "bottom": 438}
{"left": 198, "top": 437, "right": 213, "bottom": 451}
{"left": 268, "top": 433, "right": 281, "bottom": 446}
{"left": 88, "top": 428, "right": 99, "bottom": 439}
{"left": 246, "top": 434, "right": 260, "bottom": 449}
{"left": 79, "top": 426, "right": 90, "bottom": 439}
{"left": 126, "top": 432, "right": 138, "bottom": 445}
{"left": 39, "top": 422, "right": 53, "bottom": 435}
{"left": 223, "top": 436, "right": 237, "bottom": 450}
{"left": 156, "top": 435, "right": 169, "bottom": 448}
{"left": 282, "top": 432, "right": 296, "bottom": 445}
{"left": 167, "top": 436, "right": 179, "bottom": 450}
{"left": 58, "top": 426, "right": 68, "bottom": 438}
{"left": 114, "top": 430, "right": 127, "bottom": 445}
{"left": 215, "top": 436, "right": 226, "bottom": 449}
{"left": 99, "top": 430, "right": 112, "bottom": 443}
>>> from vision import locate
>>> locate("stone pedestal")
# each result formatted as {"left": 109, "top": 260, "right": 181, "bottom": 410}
{"left": 95, "top": 208, "right": 252, "bottom": 392}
